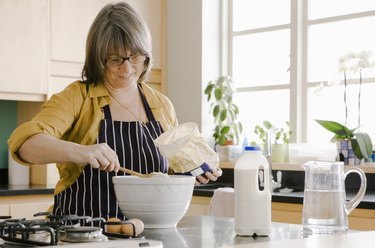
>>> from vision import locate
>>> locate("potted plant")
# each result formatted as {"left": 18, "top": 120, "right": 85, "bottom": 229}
{"left": 315, "top": 119, "right": 372, "bottom": 165}
{"left": 253, "top": 120, "right": 292, "bottom": 163}
{"left": 204, "top": 76, "right": 242, "bottom": 146}
{"left": 204, "top": 76, "right": 243, "bottom": 161}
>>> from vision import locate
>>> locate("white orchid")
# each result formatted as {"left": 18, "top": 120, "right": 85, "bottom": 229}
{"left": 315, "top": 50, "right": 374, "bottom": 127}
{"left": 314, "top": 82, "right": 325, "bottom": 96}
{"left": 338, "top": 50, "right": 374, "bottom": 73}
{"left": 338, "top": 50, "right": 374, "bottom": 126}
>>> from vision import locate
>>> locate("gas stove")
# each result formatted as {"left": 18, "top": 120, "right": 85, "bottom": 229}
{"left": 0, "top": 213, "right": 162, "bottom": 247}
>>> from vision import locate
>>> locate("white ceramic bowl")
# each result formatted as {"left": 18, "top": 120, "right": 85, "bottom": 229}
{"left": 112, "top": 175, "right": 195, "bottom": 228}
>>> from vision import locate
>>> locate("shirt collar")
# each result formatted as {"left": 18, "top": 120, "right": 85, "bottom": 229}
{"left": 86, "top": 82, "right": 110, "bottom": 109}
{"left": 139, "top": 82, "right": 160, "bottom": 109}
{"left": 88, "top": 82, "right": 108, "bottom": 98}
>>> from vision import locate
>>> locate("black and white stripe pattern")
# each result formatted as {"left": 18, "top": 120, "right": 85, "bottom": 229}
{"left": 53, "top": 87, "right": 167, "bottom": 222}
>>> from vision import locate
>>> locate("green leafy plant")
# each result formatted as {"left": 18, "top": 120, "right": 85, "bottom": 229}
{"left": 253, "top": 120, "right": 292, "bottom": 145}
{"left": 204, "top": 76, "right": 242, "bottom": 146}
{"left": 315, "top": 119, "right": 372, "bottom": 159}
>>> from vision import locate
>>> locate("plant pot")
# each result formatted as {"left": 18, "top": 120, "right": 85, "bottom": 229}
{"left": 271, "top": 144, "right": 289, "bottom": 163}
{"left": 216, "top": 145, "right": 242, "bottom": 162}
{"left": 223, "top": 140, "right": 235, "bottom": 146}
{"left": 336, "top": 140, "right": 362, "bottom": 165}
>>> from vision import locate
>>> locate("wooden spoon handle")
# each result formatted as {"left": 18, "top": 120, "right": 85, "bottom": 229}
{"left": 118, "top": 167, "right": 150, "bottom": 178}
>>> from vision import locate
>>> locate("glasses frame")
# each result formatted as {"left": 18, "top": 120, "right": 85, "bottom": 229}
{"left": 105, "top": 55, "right": 148, "bottom": 67}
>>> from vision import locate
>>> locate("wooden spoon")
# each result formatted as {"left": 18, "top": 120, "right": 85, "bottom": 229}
{"left": 118, "top": 167, "right": 151, "bottom": 178}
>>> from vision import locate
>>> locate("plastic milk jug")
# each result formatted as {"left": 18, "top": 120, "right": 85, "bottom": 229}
{"left": 234, "top": 146, "right": 271, "bottom": 236}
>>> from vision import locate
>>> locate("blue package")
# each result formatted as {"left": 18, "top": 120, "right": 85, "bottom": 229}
{"left": 175, "top": 163, "right": 213, "bottom": 177}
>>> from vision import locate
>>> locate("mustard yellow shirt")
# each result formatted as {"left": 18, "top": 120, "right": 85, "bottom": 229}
{"left": 8, "top": 81, "right": 178, "bottom": 194}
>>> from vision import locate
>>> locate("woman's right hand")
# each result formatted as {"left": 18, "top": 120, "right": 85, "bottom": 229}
{"left": 73, "top": 143, "right": 120, "bottom": 173}
{"left": 18, "top": 133, "right": 120, "bottom": 173}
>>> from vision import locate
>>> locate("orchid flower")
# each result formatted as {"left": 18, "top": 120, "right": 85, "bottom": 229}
{"left": 338, "top": 50, "right": 374, "bottom": 126}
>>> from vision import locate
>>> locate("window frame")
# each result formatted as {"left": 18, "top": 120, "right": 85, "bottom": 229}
{"left": 224, "top": 0, "right": 375, "bottom": 143}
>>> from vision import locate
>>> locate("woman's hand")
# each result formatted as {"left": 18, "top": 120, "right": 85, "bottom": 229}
{"left": 17, "top": 133, "right": 120, "bottom": 173}
{"left": 73, "top": 143, "right": 120, "bottom": 173}
{"left": 195, "top": 167, "right": 223, "bottom": 185}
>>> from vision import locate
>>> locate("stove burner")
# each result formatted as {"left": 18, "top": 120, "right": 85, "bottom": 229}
{"left": 66, "top": 227, "right": 101, "bottom": 233}
{"left": 60, "top": 227, "right": 108, "bottom": 243}
{"left": 0, "top": 213, "right": 134, "bottom": 246}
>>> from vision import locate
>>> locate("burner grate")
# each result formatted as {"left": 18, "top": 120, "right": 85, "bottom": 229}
{"left": 0, "top": 213, "right": 135, "bottom": 246}
{"left": 0, "top": 226, "right": 57, "bottom": 246}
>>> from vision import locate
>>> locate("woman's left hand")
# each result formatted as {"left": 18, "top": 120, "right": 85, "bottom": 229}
{"left": 195, "top": 167, "right": 223, "bottom": 185}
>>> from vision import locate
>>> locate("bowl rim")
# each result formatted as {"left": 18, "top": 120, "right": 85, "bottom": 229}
{"left": 112, "top": 175, "right": 196, "bottom": 185}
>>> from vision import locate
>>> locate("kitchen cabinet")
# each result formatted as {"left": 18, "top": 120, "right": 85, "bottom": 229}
{"left": 272, "top": 202, "right": 375, "bottom": 231}
{"left": 185, "top": 196, "right": 211, "bottom": 216}
{"left": 0, "top": 0, "right": 48, "bottom": 101}
{"left": 48, "top": 0, "right": 164, "bottom": 97}
{"left": 272, "top": 202, "right": 302, "bottom": 225}
{"left": 0, "top": 204, "right": 9, "bottom": 216}
{"left": 0, "top": 194, "right": 53, "bottom": 219}
{"left": 0, "top": 0, "right": 165, "bottom": 101}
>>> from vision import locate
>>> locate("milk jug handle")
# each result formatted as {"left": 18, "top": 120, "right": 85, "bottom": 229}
{"left": 344, "top": 167, "right": 367, "bottom": 215}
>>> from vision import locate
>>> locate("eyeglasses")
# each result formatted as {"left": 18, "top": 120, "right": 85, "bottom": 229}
{"left": 105, "top": 55, "right": 148, "bottom": 67}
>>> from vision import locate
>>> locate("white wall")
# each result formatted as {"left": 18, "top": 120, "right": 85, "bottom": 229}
{"left": 166, "top": 0, "right": 221, "bottom": 143}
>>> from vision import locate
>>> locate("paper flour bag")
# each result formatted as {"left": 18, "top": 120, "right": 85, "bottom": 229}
{"left": 154, "top": 122, "right": 219, "bottom": 176}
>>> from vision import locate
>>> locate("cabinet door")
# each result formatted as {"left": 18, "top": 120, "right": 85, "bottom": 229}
{"left": 0, "top": 195, "right": 53, "bottom": 219}
{"left": 10, "top": 201, "right": 53, "bottom": 219}
{"left": 0, "top": 0, "right": 48, "bottom": 97}
{"left": 0, "top": 204, "right": 10, "bottom": 216}
{"left": 185, "top": 196, "right": 211, "bottom": 216}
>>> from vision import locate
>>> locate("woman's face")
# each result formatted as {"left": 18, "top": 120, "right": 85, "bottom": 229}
{"left": 104, "top": 49, "right": 146, "bottom": 89}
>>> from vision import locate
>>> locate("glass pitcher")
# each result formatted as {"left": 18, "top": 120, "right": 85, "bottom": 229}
{"left": 301, "top": 161, "right": 367, "bottom": 235}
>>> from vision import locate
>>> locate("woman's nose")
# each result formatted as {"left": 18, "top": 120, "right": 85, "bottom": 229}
{"left": 118, "top": 60, "right": 132, "bottom": 74}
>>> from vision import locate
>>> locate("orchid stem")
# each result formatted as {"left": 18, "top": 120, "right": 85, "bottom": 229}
{"left": 344, "top": 71, "right": 348, "bottom": 126}
{"left": 358, "top": 70, "right": 362, "bottom": 129}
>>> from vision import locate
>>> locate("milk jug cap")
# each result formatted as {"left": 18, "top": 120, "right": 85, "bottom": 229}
{"left": 244, "top": 146, "right": 261, "bottom": 151}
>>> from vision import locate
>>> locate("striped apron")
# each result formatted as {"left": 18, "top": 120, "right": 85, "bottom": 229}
{"left": 53, "top": 85, "right": 167, "bottom": 221}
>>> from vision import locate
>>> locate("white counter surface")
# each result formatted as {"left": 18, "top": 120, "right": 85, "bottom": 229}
{"left": 226, "top": 230, "right": 375, "bottom": 247}
{"left": 142, "top": 215, "right": 371, "bottom": 248}
{"left": 1, "top": 216, "right": 371, "bottom": 247}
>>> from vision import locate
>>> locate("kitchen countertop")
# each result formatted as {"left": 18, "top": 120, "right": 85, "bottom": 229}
{"left": 142, "top": 215, "right": 367, "bottom": 248}
{"left": 232, "top": 231, "right": 375, "bottom": 248}
{"left": 142, "top": 215, "right": 303, "bottom": 248}
{"left": 0, "top": 215, "right": 369, "bottom": 247}
{"left": 221, "top": 161, "right": 375, "bottom": 173}
{"left": 0, "top": 184, "right": 54, "bottom": 196}
{"left": 2, "top": 164, "right": 375, "bottom": 210}
{"left": 2, "top": 183, "right": 375, "bottom": 209}
{"left": 193, "top": 183, "right": 375, "bottom": 209}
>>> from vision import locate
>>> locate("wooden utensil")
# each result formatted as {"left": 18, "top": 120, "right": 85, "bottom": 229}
{"left": 118, "top": 167, "right": 151, "bottom": 178}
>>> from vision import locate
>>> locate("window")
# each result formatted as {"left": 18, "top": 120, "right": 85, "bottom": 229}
{"left": 227, "top": 0, "right": 375, "bottom": 146}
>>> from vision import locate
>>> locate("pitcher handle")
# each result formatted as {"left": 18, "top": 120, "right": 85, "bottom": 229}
{"left": 344, "top": 167, "right": 367, "bottom": 215}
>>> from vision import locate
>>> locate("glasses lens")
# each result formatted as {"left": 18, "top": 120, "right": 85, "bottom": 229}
{"left": 129, "top": 55, "right": 147, "bottom": 64}
{"left": 106, "top": 58, "right": 124, "bottom": 67}
{"left": 106, "top": 56, "right": 147, "bottom": 67}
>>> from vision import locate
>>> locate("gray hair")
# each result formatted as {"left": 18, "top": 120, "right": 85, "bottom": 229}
{"left": 82, "top": 2, "right": 152, "bottom": 85}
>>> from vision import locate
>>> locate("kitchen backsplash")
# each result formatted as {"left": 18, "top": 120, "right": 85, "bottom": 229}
{"left": 0, "top": 100, "right": 17, "bottom": 184}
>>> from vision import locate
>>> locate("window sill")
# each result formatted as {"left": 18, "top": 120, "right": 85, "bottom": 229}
{"left": 220, "top": 161, "right": 375, "bottom": 173}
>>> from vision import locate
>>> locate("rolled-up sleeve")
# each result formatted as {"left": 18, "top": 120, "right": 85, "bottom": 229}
{"left": 7, "top": 82, "right": 84, "bottom": 165}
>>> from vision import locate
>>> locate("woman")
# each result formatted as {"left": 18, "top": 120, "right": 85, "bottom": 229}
{"left": 8, "top": 2, "right": 221, "bottom": 221}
